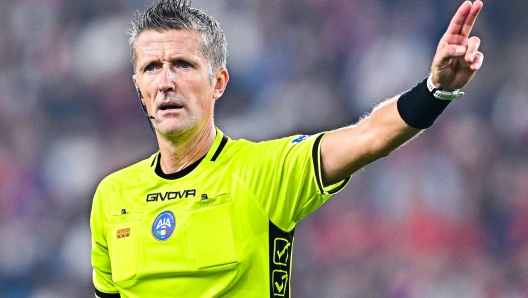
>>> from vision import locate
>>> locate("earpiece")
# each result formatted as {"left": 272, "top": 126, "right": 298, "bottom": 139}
{"left": 136, "top": 88, "right": 149, "bottom": 117}
{"left": 135, "top": 87, "right": 155, "bottom": 132}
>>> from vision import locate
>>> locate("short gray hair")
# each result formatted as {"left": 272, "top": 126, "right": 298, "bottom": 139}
{"left": 127, "top": 0, "right": 227, "bottom": 76}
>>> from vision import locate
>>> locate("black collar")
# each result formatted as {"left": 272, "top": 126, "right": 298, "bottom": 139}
{"left": 154, "top": 153, "right": 205, "bottom": 180}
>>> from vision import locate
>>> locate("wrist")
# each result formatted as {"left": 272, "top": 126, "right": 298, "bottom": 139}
{"left": 397, "top": 77, "right": 452, "bottom": 129}
{"left": 426, "top": 74, "right": 464, "bottom": 100}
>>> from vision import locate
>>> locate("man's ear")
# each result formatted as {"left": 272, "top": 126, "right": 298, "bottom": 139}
{"left": 213, "top": 67, "right": 229, "bottom": 100}
{"left": 133, "top": 75, "right": 144, "bottom": 104}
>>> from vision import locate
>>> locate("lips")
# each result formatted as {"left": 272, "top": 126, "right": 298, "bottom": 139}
{"left": 159, "top": 102, "right": 183, "bottom": 110}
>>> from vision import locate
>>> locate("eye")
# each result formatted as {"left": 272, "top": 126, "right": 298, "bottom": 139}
{"left": 145, "top": 64, "right": 156, "bottom": 72}
{"left": 180, "top": 62, "right": 190, "bottom": 69}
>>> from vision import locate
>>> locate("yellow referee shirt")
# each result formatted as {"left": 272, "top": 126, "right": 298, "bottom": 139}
{"left": 91, "top": 129, "right": 350, "bottom": 298}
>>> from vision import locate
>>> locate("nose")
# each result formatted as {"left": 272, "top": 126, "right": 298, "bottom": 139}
{"left": 158, "top": 65, "right": 176, "bottom": 92}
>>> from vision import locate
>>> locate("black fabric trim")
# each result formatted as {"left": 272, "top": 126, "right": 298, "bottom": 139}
{"left": 328, "top": 176, "right": 351, "bottom": 194}
{"left": 269, "top": 221, "right": 294, "bottom": 298}
{"left": 155, "top": 154, "right": 205, "bottom": 180}
{"left": 211, "top": 134, "right": 228, "bottom": 161}
{"left": 95, "top": 288, "right": 120, "bottom": 298}
{"left": 312, "top": 134, "right": 325, "bottom": 194}
{"left": 150, "top": 153, "right": 159, "bottom": 167}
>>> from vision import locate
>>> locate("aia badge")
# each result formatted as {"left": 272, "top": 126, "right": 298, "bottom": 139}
{"left": 290, "top": 135, "right": 309, "bottom": 145}
{"left": 152, "top": 210, "right": 175, "bottom": 241}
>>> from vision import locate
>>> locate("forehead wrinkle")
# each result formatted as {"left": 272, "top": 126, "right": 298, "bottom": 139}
{"left": 136, "top": 30, "right": 204, "bottom": 65}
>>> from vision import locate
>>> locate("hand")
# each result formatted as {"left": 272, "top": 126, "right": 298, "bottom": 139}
{"left": 432, "top": 0, "right": 484, "bottom": 91}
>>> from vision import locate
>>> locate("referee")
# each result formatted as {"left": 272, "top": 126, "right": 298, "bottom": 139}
{"left": 90, "top": 0, "right": 484, "bottom": 297}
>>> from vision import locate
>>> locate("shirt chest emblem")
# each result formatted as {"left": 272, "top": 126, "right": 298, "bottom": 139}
{"left": 152, "top": 210, "right": 175, "bottom": 241}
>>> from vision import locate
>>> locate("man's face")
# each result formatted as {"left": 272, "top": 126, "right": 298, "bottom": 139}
{"left": 133, "top": 29, "right": 227, "bottom": 140}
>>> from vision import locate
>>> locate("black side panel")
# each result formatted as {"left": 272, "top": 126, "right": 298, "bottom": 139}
{"left": 269, "top": 221, "right": 295, "bottom": 298}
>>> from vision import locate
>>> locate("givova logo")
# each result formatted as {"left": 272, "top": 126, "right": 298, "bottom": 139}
{"left": 152, "top": 211, "right": 175, "bottom": 241}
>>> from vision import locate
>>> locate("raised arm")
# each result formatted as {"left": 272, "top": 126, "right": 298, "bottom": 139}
{"left": 320, "top": 0, "right": 484, "bottom": 186}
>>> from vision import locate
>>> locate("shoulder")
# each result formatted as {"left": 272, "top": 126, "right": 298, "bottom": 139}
{"left": 216, "top": 134, "right": 321, "bottom": 169}
{"left": 225, "top": 134, "right": 315, "bottom": 153}
{"left": 96, "top": 153, "right": 157, "bottom": 193}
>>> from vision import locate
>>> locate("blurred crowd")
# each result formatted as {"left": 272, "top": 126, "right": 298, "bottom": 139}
{"left": 1, "top": 0, "right": 527, "bottom": 297}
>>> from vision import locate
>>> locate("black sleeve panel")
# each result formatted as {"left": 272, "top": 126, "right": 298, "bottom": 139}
{"left": 95, "top": 288, "right": 120, "bottom": 298}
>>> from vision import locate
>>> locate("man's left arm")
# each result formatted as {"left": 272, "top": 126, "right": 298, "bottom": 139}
{"left": 321, "top": 0, "right": 484, "bottom": 186}
{"left": 91, "top": 185, "right": 120, "bottom": 297}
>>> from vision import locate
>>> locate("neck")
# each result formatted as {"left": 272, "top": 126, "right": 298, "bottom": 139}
{"left": 157, "top": 125, "right": 216, "bottom": 174}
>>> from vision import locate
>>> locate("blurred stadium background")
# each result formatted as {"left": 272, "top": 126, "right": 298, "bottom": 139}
{"left": 1, "top": 0, "right": 528, "bottom": 297}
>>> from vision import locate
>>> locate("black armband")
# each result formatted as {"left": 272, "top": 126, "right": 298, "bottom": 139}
{"left": 397, "top": 77, "right": 452, "bottom": 129}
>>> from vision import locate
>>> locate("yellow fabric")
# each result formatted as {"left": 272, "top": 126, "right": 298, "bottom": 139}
{"left": 90, "top": 129, "right": 350, "bottom": 297}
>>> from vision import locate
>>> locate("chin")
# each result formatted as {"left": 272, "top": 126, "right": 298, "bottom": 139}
{"left": 155, "top": 121, "right": 194, "bottom": 138}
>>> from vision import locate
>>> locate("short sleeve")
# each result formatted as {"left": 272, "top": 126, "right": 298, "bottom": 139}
{"left": 233, "top": 133, "right": 350, "bottom": 231}
{"left": 90, "top": 182, "right": 119, "bottom": 296}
